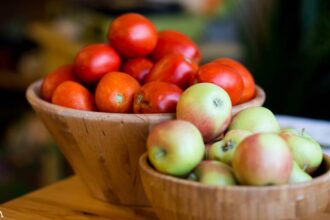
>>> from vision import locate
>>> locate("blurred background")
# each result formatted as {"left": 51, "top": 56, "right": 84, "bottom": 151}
{"left": 0, "top": 0, "right": 329, "bottom": 202}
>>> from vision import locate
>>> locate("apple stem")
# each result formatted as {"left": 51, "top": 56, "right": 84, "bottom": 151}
{"left": 213, "top": 97, "right": 223, "bottom": 108}
{"left": 303, "top": 162, "right": 308, "bottom": 171}
{"left": 223, "top": 140, "right": 234, "bottom": 152}
{"left": 187, "top": 172, "right": 198, "bottom": 181}
{"left": 301, "top": 128, "right": 306, "bottom": 136}
{"left": 153, "top": 148, "right": 167, "bottom": 160}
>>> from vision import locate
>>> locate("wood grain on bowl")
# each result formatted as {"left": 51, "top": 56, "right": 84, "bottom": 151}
{"left": 139, "top": 153, "right": 330, "bottom": 220}
{"left": 26, "top": 80, "right": 173, "bottom": 206}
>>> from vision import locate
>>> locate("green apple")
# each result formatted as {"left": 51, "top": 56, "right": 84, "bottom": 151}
{"left": 147, "top": 120, "right": 205, "bottom": 176}
{"left": 279, "top": 128, "right": 323, "bottom": 174}
{"left": 288, "top": 161, "right": 312, "bottom": 184}
{"left": 188, "top": 160, "right": 237, "bottom": 186}
{"left": 208, "top": 129, "right": 252, "bottom": 165}
{"left": 232, "top": 133, "right": 292, "bottom": 185}
{"left": 176, "top": 82, "right": 232, "bottom": 143}
{"left": 228, "top": 106, "right": 280, "bottom": 133}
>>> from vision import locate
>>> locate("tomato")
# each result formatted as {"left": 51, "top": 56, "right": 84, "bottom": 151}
{"left": 197, "top": 62, "right": 244, "bottom": 105}
{"left": 121, "top": 57, "right": 153, "bottom": 84}
{"left": 145, "top": 53, "right": 198, "bottom": 89}
{"left": 150, "top": 30, "right": 201, "bottom": 64}
{"left": 108, "top": 13, "right": 157, "bottom": 58}
{"left": 52, "top": 81, "right": 96, "bottom": 111}
{"left": 74, "top": 43, "right": 121, "bottom": 85}
{"left": 214, "top": 58, "right": 256, "bottom": 103}
{"left": 41, "top": 64, "right": 79, "bottom": 102}
{"left": 95, "top": 72, "right": 140, "bottom": 113}
{"left": 133, "top": 81, "right": 182, "bottom": 113}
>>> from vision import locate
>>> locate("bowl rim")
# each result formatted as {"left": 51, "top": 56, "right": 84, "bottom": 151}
{"left": 26, "top": 79, "right": 265, "bottom": 120}
{"left": 26, "top": 80, "right": 174, "bottom": 121}
{"left": 139, "top": 152, "right": 330, "bottom": 192}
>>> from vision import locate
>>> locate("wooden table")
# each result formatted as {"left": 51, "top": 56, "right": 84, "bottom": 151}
{"left": 1, "top": 176, "right": 330, "bottom": 220}
{"left": 0, "top": 176, "right": 157, "bottom": 220}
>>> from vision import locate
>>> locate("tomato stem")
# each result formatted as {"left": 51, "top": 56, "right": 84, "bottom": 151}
{"left": 115, "top": 93, "right": 123, "bottom": 104}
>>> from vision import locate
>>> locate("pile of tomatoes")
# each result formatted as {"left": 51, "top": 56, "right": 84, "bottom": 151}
{"left": 40, "top": 13, "right": 256, "bottom": 114}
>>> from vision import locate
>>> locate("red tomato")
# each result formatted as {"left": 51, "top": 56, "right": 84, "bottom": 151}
{"left": 41, "top": 64, "right": 79, "bottom": 102}
{"left": 74, "top": 43, "right": 121, "bottom": 85}
{"left": 52, "top": 81, "right": 96, "bottom": 111}
{"left": 150, "top": 30, "right": 201, "bottom": 64}
{"left": 108, "top": 13, "right": 157, "bottom": 58}
{"left": 95, "top": 72, "right": 140, "bottom": 113}
{"left": 145, "top": 53, "right": 198, "bottom": 89}
{"left": 214, "top": 58, "right": 256, "bottom": 103}
{"left": 122, "top": 57, "right": 153, "bottom": 84}
{"left": 197, "top": 62, "right": 244, "bottom": 105}
{"left": 133, "top": 81, "right": 182, "bottom": 113}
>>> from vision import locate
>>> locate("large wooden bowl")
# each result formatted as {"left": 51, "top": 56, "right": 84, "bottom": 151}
{"left": 139, "top": 153, "right": 330, "bottom": 220}
{"left": 26, "top": 80, "right": 265, "bottom": 206}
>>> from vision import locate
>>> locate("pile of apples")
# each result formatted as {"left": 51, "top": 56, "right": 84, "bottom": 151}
{"left": 39, "top": 13, "right": 256, "bottom": 114}
{"left": 147, "top": 83, "right": 324, "bottom": 186}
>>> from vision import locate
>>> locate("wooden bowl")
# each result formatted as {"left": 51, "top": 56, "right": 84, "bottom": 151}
{"left": 139, "top": 153, "right": 330, "bottom": 220}
{"left": 25, "top": 80, "right": 265, "bottom": 206}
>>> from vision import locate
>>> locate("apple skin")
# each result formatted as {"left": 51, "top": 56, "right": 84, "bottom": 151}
{"left": 188, "top": 160, "right": 237, "bottom": 186}
{"left": 228, "top": 106, "right": 280, "bottom": 134}
{"left": 232, "top": 133, "right": 293, "bottom": 186}
{"left": 208, "top": 129, "right": 252, "bottom": 166}
{"left": 147, "top": 120, "right": 205, "bottom": 176}
{"left": 289, "top": 161, "right": 312, "bottom": 184}
{"left": 176, "top": 82, "right": 232, "bottom": 143}
{"left": 279, "top": 129, "right": 323, "bottom": 174}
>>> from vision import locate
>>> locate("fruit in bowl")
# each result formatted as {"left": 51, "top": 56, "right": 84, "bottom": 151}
{"left": 36, "top": 11, "right": 264, "bottom": 115}
{"left": 232, "top": 132, "right": 293, "bottom": 186}
{"left": 147, "top": 120, "right": 205, "bottom": 176}
{"left": 176, "top": 83, "right": 232, "bottom": 143}
{"left": 140, "top": 105, "right": 330, "bottom": 219}
{"left": 146, "top": 102, "right": 325, "bottom": 186}
{"left": 27, "top": 12, "right": 266, "bottom": 207}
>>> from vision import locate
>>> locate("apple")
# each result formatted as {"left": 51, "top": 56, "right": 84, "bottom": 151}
{"left": 289, "top": 161, "right": 312, "bottom": 184}
{"left": 208, "top": 129, "right": 252, "bottom": 165}
{"left": 147, "top": 120, "right": 205, "bottom": 176}
{"left": 228, "top": 106, "right": 280, "bottom": 133}
{"left": 279, "top": 128, "right": 323, "bottom": 174}
{"left": 232, "top": 133, "right": 292, "bottom": 185}
{"left": 176, "top": 82, "right": 232, "bottom": 143}
{"left": 188, "top": 160, "right": 237, "bottom": 186}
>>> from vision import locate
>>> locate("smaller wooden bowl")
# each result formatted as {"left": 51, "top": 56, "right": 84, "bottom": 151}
{"left": 139, "top": 153, "right": 330, "bottom": 220}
